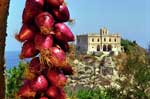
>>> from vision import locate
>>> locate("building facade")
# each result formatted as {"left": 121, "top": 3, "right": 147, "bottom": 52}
{"left": 76, "top": 28, "right": 122, "bottom": 54}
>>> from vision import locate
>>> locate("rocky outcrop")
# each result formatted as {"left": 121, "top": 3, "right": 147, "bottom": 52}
{"left": 67, "top": 54, "right": 120, "bottom": 89}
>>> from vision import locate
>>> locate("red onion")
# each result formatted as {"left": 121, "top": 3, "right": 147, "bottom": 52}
{"left": 52, "top": 5, "right": 70, "bottom": 22}
{"left": 40, "top": 97, "right": 49, "bottom": 99}
{"left": 34, "top": 33, "right": 53, "bottom": 50}
{"left": 57, "top": 73, "right": 67, "bottom": 87}
{"left": 18, "top": 82, "right": 36, "bottom": 98}
{"left": 46, "top": 69, "right": 59, "bottom": 85}
{"left": 15, "top": 24, "right": 36, "bottom": 42}
{"left": 47, "top": 87, "right": 66, "bottom": 99}
{"left": 55, "top": 88, "right": 66, "bottom": 99}
{"left": 46, "top": 0, "right": 64, "bottom": 8}
{"left": 25, "top": 0, "right": 44, "bottom": 7}
{"left": 61, "top": 65, "right": 74, "bottom": 75}
{"left": 55, "top": 41, "right": 70, "bottom": 52}
{"left": 46, "top": 86, "right": 60, "bottom": 98}
{"left": 23, "top": 66, "right": 37, "bottom": 80}
{"left": 23, "top": 0, "right": 44, "bottom": 24}
{"left": 46, "top": 69, "right": 67, "bottom": 87}
{"left": 51, "top": 47, "right": 66, "bottom": 60}
{"left": 40, "top": 46, "right": 67, "bottom": 67}
{"left": 31, "top": 75, "right": 48, "bottom": 92}
{"left": 54, "top": 23, "right": 74, "bottom": 42}
{"left": 20, "top": 40, "right": 39, "bottom": 59}
{"left": 29, "top": 57, "right": 43, "bottom": 74}
{"left": 35, "top": 12, "right": 54, "bottom": 35}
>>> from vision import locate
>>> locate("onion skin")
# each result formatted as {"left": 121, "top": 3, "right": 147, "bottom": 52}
{"left": 46, "top": 69, "right": 67, "bottom": 87}
{"left": 55, "top": 41, "right": 70, "bottom": 52}
{"left": 46, "top": 0, "right": 64, "bottom": 8}
{"left": 61, "top": 65, "right": 74, "bottom": 75}
{"left": 47, "top": 87, "right": 66, "bottom": 99}
{"left": 34, "top": 33, "right": 53, "bottom": 50}
{"left": 52, "top": 5, "right": 70, "bottom": 22}
{"left": 25, "top": 0, "right": 44, "bottom": 7}
{"left": 40, "top": 97, "right": 49, "bottom": 99}
{"left": 18, "top": 81, "right": 36, "bottom": 98}
{"left": 51, "top": 47, "right": 66, "bottom": 61}
{"left": 15, "top": 24, "right": 36, "bottom": 42}
{"left": 20, "top": 40, "right": 39, "bottom": 59}
{"left": 46, "top": 86, "right": 60, "bottom": 98}
{"left": 35, "top": 12, "right": 54, "bottom": 35}
{"left": 29, "top": 57, "right": 42, "bottom": 74}
{"left": 54, "top": 23, "right": 74, "bottom": 42}
{"left": 57, "top": 73, "right": 67, "bottom": 87}
{"left": 55, "top": 88, "right": 66, "bottom": 99}
{"left": 31, "top": 75, "right": 48, "bottom": 92}
{"left": 46, "top": 69, "right": 60, "bottom": 85}
{"left": 40, "top": 47, "right": 67, "bottom": 67}
{"left": 23, "top": 0, "right": 44, "bottom": 24}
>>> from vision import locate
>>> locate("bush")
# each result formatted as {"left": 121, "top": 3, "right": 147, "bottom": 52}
{"left": 6, "top": 62, "right": 27, "bottom": 99}
{"left": 121, "top": 39, "right": 137, "bottom": 54}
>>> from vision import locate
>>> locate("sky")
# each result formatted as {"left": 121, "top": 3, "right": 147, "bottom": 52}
{"left": 6, "top": 0, "right": 150, "bottom": 51}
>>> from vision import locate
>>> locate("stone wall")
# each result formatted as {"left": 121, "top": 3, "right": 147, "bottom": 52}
{"left": 67, "top": 55, "right": 120, "bottom": 89}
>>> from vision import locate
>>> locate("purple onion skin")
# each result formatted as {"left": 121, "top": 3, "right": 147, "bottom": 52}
{"left": 35, "top": 12, "right": 54, "bottom": 34}
{"left": 23, "top": 0, "right": 44, "bottom": 24}
{"left": 46, "top": 0, "right": 64, "bottom": 8}
{"left": 54, "top": 23, "right": 74, "bottom": 42}
{"left": 16, "top": 24, "right": 36, "bottom": 42}
{"left": 25, "top": 0, "right": 44, "bottom": 7}
{"left": 20, "top": 40, "right": 39, "bottom": 59}
{"left": 34, "top": 33, "right": 53, "bottom": 50}
{"left": 31, "top": 75, "right": 48, "bottom": 92}
{"left": 52, "top": 5, "right": 70, "bottom": 22}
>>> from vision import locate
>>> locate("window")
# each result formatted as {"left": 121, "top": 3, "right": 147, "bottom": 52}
{"left": 109, "top": 38, "right": 111, "bottom": 42}
{"left": 92, "top": 38, "right": 94, "bottom": 42}
{"left": 97, "top": 38, "right": 99, "bottom": 42}
{"left": 114, "top": 38, "right": 116, "bottom": 42}
{"left": 104, "top": 38, "right": 106, "bottom": 42}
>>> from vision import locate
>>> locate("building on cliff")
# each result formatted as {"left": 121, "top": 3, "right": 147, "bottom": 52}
{"left": 76, "top": 27, "right": 123, "bottom": 55}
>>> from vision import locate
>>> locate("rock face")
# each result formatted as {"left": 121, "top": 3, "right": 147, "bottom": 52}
{"left": 67, "top": 54, "right": 120, "bottom": 89}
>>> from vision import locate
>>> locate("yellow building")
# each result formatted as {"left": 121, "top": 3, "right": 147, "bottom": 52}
{"left": 76, "top": 28, "right": 122, "bottom": 55}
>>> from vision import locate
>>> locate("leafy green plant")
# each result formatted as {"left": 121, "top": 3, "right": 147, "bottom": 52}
{"left": 6, "top": 62, "right": 27, "bottom": 99}
{"left": 121, "top": 39, "right": 137, "bottom": 54}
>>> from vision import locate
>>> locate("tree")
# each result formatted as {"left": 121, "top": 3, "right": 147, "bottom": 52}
{"left": 0, "top": 0, "right": 10, "bottom": 98}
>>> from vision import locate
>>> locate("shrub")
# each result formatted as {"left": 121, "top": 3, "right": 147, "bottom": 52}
{"left": 6, "top": 62, "right": 27, "bottom": 99}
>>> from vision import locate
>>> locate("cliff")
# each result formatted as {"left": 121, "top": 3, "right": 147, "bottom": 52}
{"left": 66, "top": 39, "right": 150, "bottom": 97}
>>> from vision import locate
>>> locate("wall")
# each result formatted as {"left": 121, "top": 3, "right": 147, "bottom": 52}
{"left": 67, "top": 56, "right": 119, "bottom": 89}
{"left": 76, "top": 35, "right": 88, "bottom": 53}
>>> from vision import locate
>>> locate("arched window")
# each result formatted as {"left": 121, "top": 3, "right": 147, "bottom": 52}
{"left": 114, "top": 38, "right": 117, "bottom": 42}
{"left": 92, "top": 38, "right": 94, "bottom": 42}
{"left": 97, "top": 45, "right": 100, "bottom": 51}
{"left": 104, "top": 38, "right": 106, "bottom": 42}
{"left": 109, "top": 38, "right": 111, "bottom": 42}
{"left": 103, "top": 45, "right": 107, "bottom": 51}
{"left": 97, "top": 38, "right": 99, "bottom": 42}
{"left": 108, "top": 44, "right": 112, "bottom": 51}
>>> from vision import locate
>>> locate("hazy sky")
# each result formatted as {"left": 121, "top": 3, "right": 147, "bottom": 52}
{"left": 6, "top": 0, "right": 150, "bottom": 51}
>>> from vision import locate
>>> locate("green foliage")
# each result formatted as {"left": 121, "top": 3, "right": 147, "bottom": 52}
{"left": 121, "top": 39, "right": 137, "bottom": 54}
{"left": 67, "top": 86, "right": 149, "bottom": 99}
{"left": 6, "top": 62, "right": 27, "bottom": 99}
{"left": 135, "top": 64, "right": 150, "bottom": 85}
{"left": 71, "top": 88, "right": 110, "bottom": 99}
